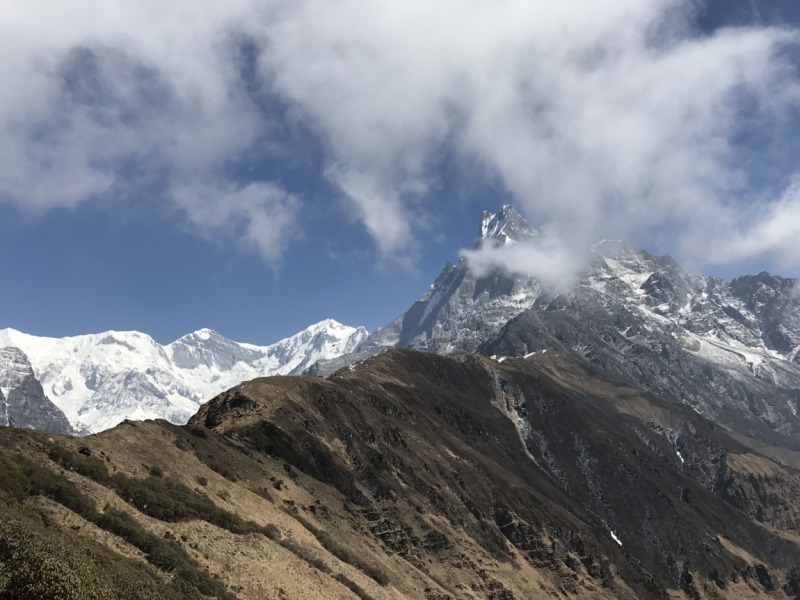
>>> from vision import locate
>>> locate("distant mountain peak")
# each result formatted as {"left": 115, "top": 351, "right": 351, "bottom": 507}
{"left": 475, "top": 205, "right": 538, "bottom": 249}
{"left": 193, "top": 328, "right": 217, "bottom": 340}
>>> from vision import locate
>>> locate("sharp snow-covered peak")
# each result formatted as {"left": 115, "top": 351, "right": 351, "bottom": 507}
{"left": 476, "top": 205, "right": 538, "bottom": 249}
{"left": 184, "top": 328, "right": 219, "bottom": 341}
{"left": 0, "top": 319, "right": 367, "bottom": 433}
{"left": 264, "top": 320, "right": 369, "bottom": 374}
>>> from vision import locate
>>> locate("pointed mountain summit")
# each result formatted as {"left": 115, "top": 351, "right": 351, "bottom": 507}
{"left": 475, "top": 204, "right": 538, "bottom": 248}
{"left": 392, "top": 205, "right": 541, "bottom": 350}
{"left": 307, "top": 205, "right": 545, "bottom": 374}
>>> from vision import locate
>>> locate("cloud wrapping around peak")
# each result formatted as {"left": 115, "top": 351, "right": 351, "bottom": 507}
{"left": 461, "top": 237, "right": 588, "bottom": 293}
{"left": 2, "top": 0, "right": 800, "bottom": 272}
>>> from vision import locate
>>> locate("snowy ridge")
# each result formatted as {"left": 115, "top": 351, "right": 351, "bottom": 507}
{"left": 0, "top": 320, "right": 367, "bottom": 433}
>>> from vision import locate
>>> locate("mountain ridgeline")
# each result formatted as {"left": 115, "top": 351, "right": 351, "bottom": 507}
{"left": 2, "top": 348, "right": 800, "bottom": 598}
{"left": 1, "top": 205, "right": 800, "bottom": 599}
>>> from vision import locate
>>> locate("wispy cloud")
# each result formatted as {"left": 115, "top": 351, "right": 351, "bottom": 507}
{"left": 2, "top": 0, "right": 800, "bottom": 273}
{"left": 170, "top": 181, "right": 300, "bottom": 265}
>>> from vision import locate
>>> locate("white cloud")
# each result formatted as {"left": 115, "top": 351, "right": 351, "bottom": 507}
{"left": 2, "top": 0, "right": 800, "bottom": 273}
{"left": 461, "top": 235, "right": 587, "bottom": 292}
{"left": 259, "top": 0, "right": 800, "bottom": 271}
{"left": 0, "top": 0, "right": 296, "bottom": 261}
{"left": 170, "top": 181, "right": 300, "bottom": 265}
{"left": 704, "top": 178, "right": 800, "bottom": 269}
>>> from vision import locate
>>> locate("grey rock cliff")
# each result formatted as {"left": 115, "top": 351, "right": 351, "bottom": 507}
{"left": 0, "top": 347, "right": 73, "bottom": 435}
{"left": 482, "top": 241, "right": 800, "bottom": 448}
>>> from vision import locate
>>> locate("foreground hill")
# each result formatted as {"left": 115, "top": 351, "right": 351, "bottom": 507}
{"left": 3, "top": 348, "right": 800, "bottom": 599}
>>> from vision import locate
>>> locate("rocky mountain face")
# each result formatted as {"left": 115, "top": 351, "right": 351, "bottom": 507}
{"left": 482, "top": 241, "right": 800, "bottom": 451}
{"left": 308, "top": 206, "right": 544, "bottom": 375}
{"left": 0, "top": 347, "right": 73, "bottom": 434}
{"left": 201, "top": 349, "right": 800, "bottom": 598}
{"left": 0, "top": 319, "right": 367, "bottom": 433}
{"left": 729, "top": 272, "right": 800, "bottom": 361}
{"left": 5, "top": 348, "right": 800, "bottom": 599}
{"left": 311, "top": 207, "right": 800, "bottom": 451}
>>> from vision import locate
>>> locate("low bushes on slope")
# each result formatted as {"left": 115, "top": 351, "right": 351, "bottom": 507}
{"left": 0, "top": 499, "right": 196, "bottom": 600}
{"left": 49, "top": 444, "right": 266, "bottom": 534}
{"left": 0, "top": 454, "right": 215, "bottom": 600}
{"left": 0, "top": 450, "right": 233, "bottom": 599}
{"left": 47, "top": 443, "right": 385, "bottom": 599}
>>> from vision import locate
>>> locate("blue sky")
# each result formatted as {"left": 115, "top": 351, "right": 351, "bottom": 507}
{"left": 0, "top": 179, "right": 494, "bottom": 344}
{"left": 1, "top": 0, "right": 800, "bottom": 345}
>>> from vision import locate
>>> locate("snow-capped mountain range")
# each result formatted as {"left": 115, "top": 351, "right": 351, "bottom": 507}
{"left": 0, "top": 319, "right": 366, "bottom": 433}
{"left": 2, "top": 203, "right": 799, "bottom": 448}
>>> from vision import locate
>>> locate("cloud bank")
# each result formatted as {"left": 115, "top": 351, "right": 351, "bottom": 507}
{"left": 2, "top": 0, "right": 800, "bottom": 273}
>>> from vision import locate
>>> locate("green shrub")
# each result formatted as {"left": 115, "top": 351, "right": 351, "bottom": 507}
{"left": 251, "top": 486, "right": 274, "bottom": 503}
{"left": 278, "top": 536, "right": 331, "bottom": 574}
{"left": 46, "top": 444, "right": 276, "bottom": 540}
{"left": 174, "top": 437, "right": 195, "bottom": 451}
{"left": 195, "top": 452, "right": 238, "bottom": 482}
{"left": 93, "top": 509, "right": 234, "bottom": 600}
{"left": 4, "top": 446, "right": 237, "bottom": 600}
{"left": 262, "top": 523, "right": 281, "bottom": 540}
{"left": 48, "top": 445, "right": 110, "bottom": 484}
{"left": 109, "top": 473, "right": 259, "bottom": 535}
{"left": 0, "top": 452, "right": 97, "bottom": 519}
{"left": 26, "top": 465, "right": 97, "bottom": 520}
